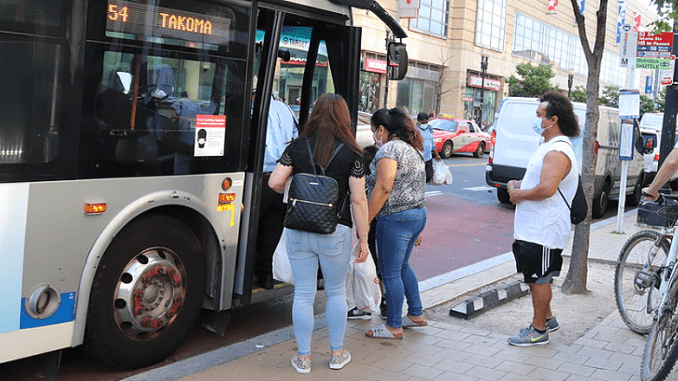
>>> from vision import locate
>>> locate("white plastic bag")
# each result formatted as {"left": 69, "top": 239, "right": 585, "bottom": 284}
{"left": 346, "top": 243, "right": 381, "bottom": 313}
{"left": 432, "top": 160, "right": 453, "bottom": 185}
{"left": 272, "top": 229, "right": 294, "bottom": 284}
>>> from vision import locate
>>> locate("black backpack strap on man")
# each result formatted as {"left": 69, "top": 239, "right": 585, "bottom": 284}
{"left": 552, "top": 138, "right": 587, "bottom": 225}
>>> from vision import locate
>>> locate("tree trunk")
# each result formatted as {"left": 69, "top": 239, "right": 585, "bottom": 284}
{"left": 562, "top": 0, "right": 607, "bottom": 295}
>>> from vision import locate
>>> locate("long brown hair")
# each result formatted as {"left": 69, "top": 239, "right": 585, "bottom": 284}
{"left": 297, "top": 93, "right": 362, "bottom": 167}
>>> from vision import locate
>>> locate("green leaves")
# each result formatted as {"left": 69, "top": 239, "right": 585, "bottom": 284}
{"left": 506, "top": 63, "right": 558, "bottom": 97}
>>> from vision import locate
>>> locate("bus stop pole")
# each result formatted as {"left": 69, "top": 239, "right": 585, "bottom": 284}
{"left": 658, "top": 25, "right": 678, "bottom": 181}
{"left": 616, "top": 118, "right": 636, "bottom": 233}
{"left": 617, "top": 160, "right": 629, "bottom": 233}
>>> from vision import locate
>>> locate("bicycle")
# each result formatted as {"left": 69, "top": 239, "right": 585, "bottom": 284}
{"left": 614, "top": 193, "right": 678, "bottom": 381}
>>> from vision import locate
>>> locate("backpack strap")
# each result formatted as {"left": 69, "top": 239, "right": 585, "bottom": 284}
{"left": 557, "top": 186, "right": 572, "bottom": 210}
{"left": 304, "top": 139, "right": 344, "bottom": 175}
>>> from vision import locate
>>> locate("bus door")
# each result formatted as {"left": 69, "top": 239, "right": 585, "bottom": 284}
{"left": 234, "top": 4, "right": 362, "bottom": 305}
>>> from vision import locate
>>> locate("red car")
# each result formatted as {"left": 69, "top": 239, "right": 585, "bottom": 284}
{"left": 430, "top": 116, "right": 492, "bottom": 159}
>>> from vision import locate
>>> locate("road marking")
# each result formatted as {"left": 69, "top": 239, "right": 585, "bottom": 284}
{"left": 464, "top": 186, "right": 495, "bottom": 192}
{"left": 425, "top": 191, "right": 443, "bottom": 198}
{"left": 448, "top": 162, "right": 487, "bottom": 167}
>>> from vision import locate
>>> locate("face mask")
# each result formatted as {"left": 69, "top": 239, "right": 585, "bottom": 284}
{"left": 373, "top": 132, "right": 383, "bottom": 148}
{"left": 532, "top": 117, "right": 553, "bottom": 135}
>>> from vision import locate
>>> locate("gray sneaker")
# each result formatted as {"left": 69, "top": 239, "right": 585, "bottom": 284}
{"left": 291, "top": 356, "right": 311, "bottom": 374}
{"left": 329, "top": 350, "right": 351, "bottom": 370}
{"left": 545, "top": 317, "right": 560, "bottom": 332}
{"left": 507, "top": 325, "right": 549, "bottom": 346}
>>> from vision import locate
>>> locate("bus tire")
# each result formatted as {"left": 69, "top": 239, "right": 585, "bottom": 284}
{"left": 84, "top": 214, "right": 205, "bottom": 369}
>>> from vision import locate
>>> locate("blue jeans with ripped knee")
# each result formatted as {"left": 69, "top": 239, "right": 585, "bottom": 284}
{"left": 376, "top": 207, "right": 427, "bottom": 329}
{"left": 286, "top": 225, "right": 352, "bottom": 356}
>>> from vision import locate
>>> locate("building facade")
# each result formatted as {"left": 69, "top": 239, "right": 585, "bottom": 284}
{"left": 354, "top": 0, "right": 658, "bottom": 126}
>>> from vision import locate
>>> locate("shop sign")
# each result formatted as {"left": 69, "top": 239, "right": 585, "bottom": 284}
{"left": 364, "top": 58, "right": 387, "bottom": 74}
{"left": 461, "top": 96, "right": 474, "bottom": 102}
{"left": 468, "top": 76, "right": 501, "bottom": 91}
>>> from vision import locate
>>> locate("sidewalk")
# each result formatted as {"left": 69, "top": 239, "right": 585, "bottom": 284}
{"left": 124, "top": 211, "right": 657, "bottom": 381}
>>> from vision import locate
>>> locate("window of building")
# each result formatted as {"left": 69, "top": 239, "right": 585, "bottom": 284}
{"left": 410, "top": 0, "right": 450, "bottom": 37}
{"left": 475, "top": 0, "right": 507, "bottom": 51}
{"left": 512, "top": 13, "right": 627, "bottom": 87}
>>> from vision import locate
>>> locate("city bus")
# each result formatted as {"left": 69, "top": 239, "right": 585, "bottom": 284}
{"left": 0, "top": 0, "right": 407, "bottom": 373}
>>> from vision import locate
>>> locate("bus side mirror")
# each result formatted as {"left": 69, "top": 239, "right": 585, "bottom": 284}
{"left": 387, "top": 42, "right": 408, "bottom": 80}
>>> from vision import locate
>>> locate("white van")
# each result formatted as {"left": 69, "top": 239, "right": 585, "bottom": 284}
{"left": 485, "top": 97, "right": 646, "bottom": 218}
{"left": 638, "top": 112, "right": 678, "bottom": 187}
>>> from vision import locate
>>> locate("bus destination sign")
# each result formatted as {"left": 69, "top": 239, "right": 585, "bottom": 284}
{"left": 106, "top": 0, "right": 232, "bottom": 44}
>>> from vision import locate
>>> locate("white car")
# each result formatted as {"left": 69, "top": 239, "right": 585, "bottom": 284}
{"left": 356, "top": 111, "right": 375, "bottom": 148}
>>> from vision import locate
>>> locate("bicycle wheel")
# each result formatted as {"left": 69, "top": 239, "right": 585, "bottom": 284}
{"left": 615, "top": 230, "right": 670, "bottom": 334}
{"left": 641, "top": 276, "right": 678, "bottom": 381}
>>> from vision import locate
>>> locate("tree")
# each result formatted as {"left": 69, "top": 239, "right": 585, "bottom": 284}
{"left": 506, "top": 63, "right": 558, "bottom": 97}
{"left": 570, "top": 85, "right": 587, "bottom": 103}
{"left": 561, "top": 0, "right": 609, "bottom": 295}
{"left": 640, "top": 94, "right": 658, "bottom": 117}
{"left": 598, "top": 85, "right": 619, "bottom": 108}
{"left": 596, "top": 86, "right": 657, "bottom": 118}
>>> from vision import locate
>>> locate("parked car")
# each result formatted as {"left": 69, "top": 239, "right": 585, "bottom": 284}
{"left": 638, "top": 112, "right": 678, "bottom": 187}
{"left": 429, "top": 116, "right": 492, "bottom": 159}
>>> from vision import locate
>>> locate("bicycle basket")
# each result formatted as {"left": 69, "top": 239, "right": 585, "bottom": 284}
{"left": 637, "top": 198, "right": 678, "bottom": 227}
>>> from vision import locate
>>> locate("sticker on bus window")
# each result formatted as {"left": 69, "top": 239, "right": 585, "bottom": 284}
{"left": 194, "top": 115, "right": 226, "bottom": 157}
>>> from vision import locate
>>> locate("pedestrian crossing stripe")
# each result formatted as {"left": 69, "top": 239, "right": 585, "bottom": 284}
{"left": 464, "top": 186, "right": 494, "bottom": 191}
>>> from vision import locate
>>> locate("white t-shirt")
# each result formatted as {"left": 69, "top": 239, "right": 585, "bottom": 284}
{"left": 513, "top": 136, "right": 578, "bottom": 249}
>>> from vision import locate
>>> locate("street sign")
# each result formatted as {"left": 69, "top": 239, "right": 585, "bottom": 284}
{"left": 661, "top": 59, "right": 676, "bottom": 85}
{"left": 619, "top": 118, "right": 635, "bottom": 160}
{"left": 619, "top": 29, "right": 674, "bottom": 70}
{"left": 619, "top": 88, "right": 640, "bottom": 118}
{"left": 619, "top": 24, "right": 637, "bottom": 68}
{"left": 636, "top": 57, "right": 673, "bottom": 70}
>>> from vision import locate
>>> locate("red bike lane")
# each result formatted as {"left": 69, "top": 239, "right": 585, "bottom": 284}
{"left": 409, "top": 193, "right": 516, "bottom": 281}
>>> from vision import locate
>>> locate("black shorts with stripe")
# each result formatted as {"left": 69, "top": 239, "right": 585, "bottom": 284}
{"left": 512, "top": 240, "right": 563, "bottom": 284}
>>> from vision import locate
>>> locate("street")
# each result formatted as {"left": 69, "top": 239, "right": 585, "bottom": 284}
{"left": 0, "top": 154, "right": 625, "bottom": 381}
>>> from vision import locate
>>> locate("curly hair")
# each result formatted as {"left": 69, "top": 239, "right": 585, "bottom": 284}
{"left": 539, "top": 91, "right": 580, "bottom": 138}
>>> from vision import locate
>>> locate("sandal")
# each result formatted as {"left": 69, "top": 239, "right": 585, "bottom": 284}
{"left": 402, "top": 315, "right": 428, "bottom": 328}
{"left": 366, "top": 323, "right": 403, "bottom": 340}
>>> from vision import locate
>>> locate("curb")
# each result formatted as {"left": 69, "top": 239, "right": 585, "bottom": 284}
{"left": 449, "top": 280, "right": 529, "bottom": 319}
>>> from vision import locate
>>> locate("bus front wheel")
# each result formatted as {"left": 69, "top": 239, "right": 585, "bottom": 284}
{"left": 84, "top": 214, "right": 206, "bottom": 369}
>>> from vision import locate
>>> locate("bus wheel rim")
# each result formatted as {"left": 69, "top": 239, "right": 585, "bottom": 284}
{"left": 113, "top": 248, "right": 187, "bottom": 340}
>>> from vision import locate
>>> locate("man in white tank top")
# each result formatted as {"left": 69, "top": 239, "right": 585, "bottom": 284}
{"left": 506, "top": 91, "right": 580, "bottom": 346}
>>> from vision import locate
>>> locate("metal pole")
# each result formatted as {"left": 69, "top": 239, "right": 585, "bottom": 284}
{"left": 658, "top": 24, "right": 678, "bottom": 192}
{"left": 479, "top": 56, "right": 488, "bottom": 127}
{"left": 383, "top": 32, "right": 391, "bottom": 108}
{"left": 568, "top": 74, "right": 573, "bottom": 99}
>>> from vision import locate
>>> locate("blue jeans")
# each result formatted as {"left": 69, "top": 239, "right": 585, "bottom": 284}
{"left": 286, "top": 225, "right": 352, "bottom": 356}
{"left": 376, "top": 207, "right": 427, "bottom": 329}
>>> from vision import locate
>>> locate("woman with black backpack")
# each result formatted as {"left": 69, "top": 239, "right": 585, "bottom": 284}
{"left": 268, "top": 93, "right": 369, "bottom": 374}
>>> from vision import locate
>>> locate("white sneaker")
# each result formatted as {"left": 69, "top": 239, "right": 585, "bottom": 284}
{"left": 291, "top": 356, "right": 311, "bottom": 374}
{"left": 329, "top": 350, "right": 351, "bottom": 370}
